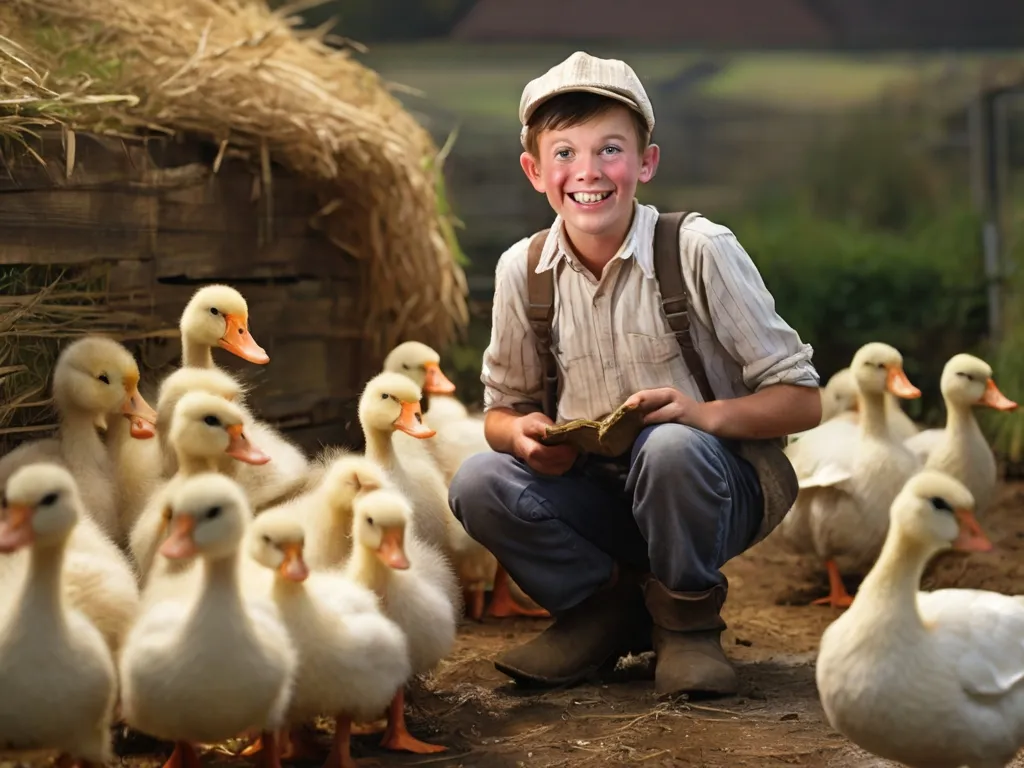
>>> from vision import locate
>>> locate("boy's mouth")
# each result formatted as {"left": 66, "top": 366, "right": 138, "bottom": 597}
{"left": 569, "top": 191, "right": 612, "bottom": 205}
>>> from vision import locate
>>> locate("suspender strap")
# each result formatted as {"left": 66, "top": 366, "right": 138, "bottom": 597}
{"left": 652, "top": 211, "right": 716, "bottom": 403}
{"left": 525, "top": 228, "right": 557, "bottom": 420}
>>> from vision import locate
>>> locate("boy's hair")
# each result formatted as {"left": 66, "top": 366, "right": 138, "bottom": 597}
{"left": 523, "top": 91, "right": 651, "bottom": 158}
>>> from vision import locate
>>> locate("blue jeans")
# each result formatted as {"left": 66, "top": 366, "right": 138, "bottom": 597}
{"left": 448, "top": 423, "right": 764, "bottom": 613}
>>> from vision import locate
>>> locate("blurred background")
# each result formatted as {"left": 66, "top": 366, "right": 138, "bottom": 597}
{"left": 285, "top": 0, "right": 1024, "bottom": 461}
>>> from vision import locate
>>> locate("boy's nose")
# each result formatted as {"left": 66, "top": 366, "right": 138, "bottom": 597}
{"left": 574, "top": 159, "right": 602, "bottom": 182}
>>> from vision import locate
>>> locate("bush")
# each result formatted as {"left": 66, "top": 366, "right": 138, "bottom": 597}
{"left": 728, "top": 203, "right": 989, "bottom": 424}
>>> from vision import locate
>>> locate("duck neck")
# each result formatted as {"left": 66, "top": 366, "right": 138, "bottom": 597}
{"left": 852, "top": 528, "right": 937, "bottom": 631}
{"left": 349, "top": 544, "right": 390, "bottom": 602}
{"left": 198, "top": 550, "right": 243, "bottom": 610}
{"left": 944, "top": 397, "right": 981, "bottom": 441}
{"left": 857, "top": 389, "right": 890, "bottom": 440}
{"left": 176, "top": 451, "right": 219, "bottom": 477}
{"left": 60, "top": 405, "right": 106, "bottom": 462}
{"left": 363, "top": 426, "right": 395, "bottom": 470}
{"left": 271, "top": 573, "right": 307, "bottom": 604}
{"left": 17, "top": 541, "right": 70, "bottom": 635}
{"left": 182, "top": 338, "right": 214, "bottom": 369}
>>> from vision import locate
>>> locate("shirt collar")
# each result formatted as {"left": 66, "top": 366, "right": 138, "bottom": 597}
{"left": 534, "top": 200, "right": 660, "bottom": 279}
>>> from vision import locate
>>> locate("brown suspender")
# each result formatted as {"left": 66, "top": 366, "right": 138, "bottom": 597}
{"left": 525, "top": 212, "right": 714, "bottom": 420}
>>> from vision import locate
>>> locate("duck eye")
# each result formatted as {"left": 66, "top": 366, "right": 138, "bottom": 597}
{"left": 381, "top": 393, "right": 389, "bottom": 400}
{"left": 204, "top": 415, "right": 221, "bottom": 427}
{"left": 366, "top": 516, "right": 375, "bottom": 526}
{"left": 41, "top": 492, "right": 59, "bottom": 506}
{"left": 209, "top": 307, "right": 219, "bottom": 316}
{"left": 956, "top": 372, "right": 972, "bottom": 380}
{"left": 401, "top": 363, "right": 410, "bottom": 370}
{"left": 98, "top": 374, "right": 110, "bottom": 385}
{"left": 261, "top": 534, "right": 272, "bottom": 544}
{"left": 206, "top": 505, "right": 222, "bottom": 519}
{"left": 929, "top": 496, "right": 954, "bottom": 513}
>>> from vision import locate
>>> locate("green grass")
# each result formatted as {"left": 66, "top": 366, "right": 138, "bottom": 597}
{"left": 361, "top": 43, "right": 1021, "bottom": 120}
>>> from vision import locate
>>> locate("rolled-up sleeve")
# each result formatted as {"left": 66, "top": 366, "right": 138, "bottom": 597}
{"left": 696, "top": 231, "right": 819, "bottom": 392}
{"left": 481, "top": 239, "right": 545, "bottom": 412}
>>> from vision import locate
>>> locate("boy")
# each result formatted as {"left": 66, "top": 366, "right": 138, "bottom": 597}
{"left": 448, "top": 51, "right": 821, "bottom": 698}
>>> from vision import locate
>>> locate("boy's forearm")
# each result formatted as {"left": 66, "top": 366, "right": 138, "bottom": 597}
{"left": 484, "top": 407, "right": 523, "bottom": 454}
{"left": 700, "top": 384, "right": 821, "bottom": 440}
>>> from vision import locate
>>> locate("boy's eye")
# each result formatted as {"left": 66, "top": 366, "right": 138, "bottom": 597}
{"left": 555, "top": 149, "right": 572, "bottom": 159}
{"left": 602, "top": 146, "right": 621, "bottom": 155}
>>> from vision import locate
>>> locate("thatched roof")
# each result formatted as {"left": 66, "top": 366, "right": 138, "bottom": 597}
{"left": 0, "top": 0, "right": 468, "bottom": 353}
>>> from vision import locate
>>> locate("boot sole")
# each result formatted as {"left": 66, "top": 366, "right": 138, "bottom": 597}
{"left": 493, "top": 658, "right": 603, "bottom": 688}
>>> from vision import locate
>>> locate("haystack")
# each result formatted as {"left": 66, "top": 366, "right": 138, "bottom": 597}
{"left": 0, "top": 0, "right": 468, "bottom": 449}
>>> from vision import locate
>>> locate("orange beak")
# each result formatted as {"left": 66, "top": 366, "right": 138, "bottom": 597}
{"left": 979, "top": 378, "right": 1018, "bottom": 411}
{"left": 218, "top": 313, "right": 270, "bottom": 365}
{"left": 952, "top": 509, "right": 993, "bottom": 553}
{"left": 159, "top": 515, "right": 198, "bottom": 560}
{"left": 225, "top": 423, "right": 271, "bottom": 465}
{"left": 885, "top": 366, "right": 921, "bottom": 399}
{"left": 423, "top": 362, "right": 456, "bottom": 395}
{"left": 278, "top": 543, "right": 309, "bottom": 582}
{"left": 394, "top": 400, "right": 436, "bottom": 439}
{"left": 0, "top": 503, "right": 34, "bottom": 552}
{"left": 122, "top": 385, "right": 158, "bottom": 439}
{"left": 376, "top": 526, "right": 410, "bottom": 570}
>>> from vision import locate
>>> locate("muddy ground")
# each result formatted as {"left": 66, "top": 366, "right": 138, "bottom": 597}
{"left": 10, "top": 485, "right": 1024, "bottom": 768}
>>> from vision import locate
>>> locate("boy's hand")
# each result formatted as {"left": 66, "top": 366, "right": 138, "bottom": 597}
{"left": 626, "top": 387, "right": 711, "bottom": 432}
{"left": 512, "top": 412, "right": 579, "bottom": 476}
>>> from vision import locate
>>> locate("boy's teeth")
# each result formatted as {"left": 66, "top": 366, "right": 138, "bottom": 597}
{"left": 572, "top": 192, "right": 610, "bottom": 204}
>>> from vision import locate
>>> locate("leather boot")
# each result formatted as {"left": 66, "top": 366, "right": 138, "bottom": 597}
{"left": 493, "top": 572, "right": 652, "bottom": 687}
{"left": 643, "top": 578, "right": 738, "bottom": 697}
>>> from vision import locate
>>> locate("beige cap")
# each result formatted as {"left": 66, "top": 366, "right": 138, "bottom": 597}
{"left": 519, "top": 51, "right": 655, "bottom": 148}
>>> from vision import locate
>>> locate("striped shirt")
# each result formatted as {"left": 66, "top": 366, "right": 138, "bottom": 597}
{"left": 481, "top": 201, "right": 819, "bottom": 423}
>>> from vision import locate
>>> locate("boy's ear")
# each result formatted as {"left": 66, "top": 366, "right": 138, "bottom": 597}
{"left": 520, "top": 152, "right": 546, "bottom": 193}
{"left": 638, "top": 143, "right": 660, "bottom": 185}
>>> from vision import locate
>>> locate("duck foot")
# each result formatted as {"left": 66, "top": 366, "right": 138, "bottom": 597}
{"left": 323, "top": 715, "right": 379, "bottom": 768}
{"left": 379, "top": 688, "right": 447, "bottom": 754}
{"left": 487, "top": 566, "right": 550, "bottom": 619}
{"left": 349, "top": 718, "right": 387, "bottom": 736}
{"left": 810, "top": 560, "right": 855, "bottom": 609}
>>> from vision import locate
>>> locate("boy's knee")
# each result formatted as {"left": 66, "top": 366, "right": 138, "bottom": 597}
{"left": 633, "top": 423, "right": 725, "bottom": 483}
{"left": 448, "top": 451, "right": 514, "bottom": 525}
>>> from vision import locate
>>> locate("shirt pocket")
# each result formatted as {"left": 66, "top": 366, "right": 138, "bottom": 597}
{"left": 624, "top": 332, "right": 684, "bottom": 391}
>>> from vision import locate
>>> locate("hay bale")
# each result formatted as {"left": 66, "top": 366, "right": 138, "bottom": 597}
{"left": 0, "top": 0, "right": 468, "bottom": 354}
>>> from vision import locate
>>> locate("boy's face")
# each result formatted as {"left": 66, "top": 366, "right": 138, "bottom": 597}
{"left": 520, "top": 105, "right": 659, "bottom": 245}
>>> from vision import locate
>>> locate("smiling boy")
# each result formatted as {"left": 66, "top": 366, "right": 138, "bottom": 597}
{"left": 449, "top": 52, "right": 821, "bottom": 697}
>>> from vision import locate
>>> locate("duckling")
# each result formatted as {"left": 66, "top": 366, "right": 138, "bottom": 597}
{"left": 357, "top": 372, "right": 453, "bottom": 556}
{"left": 118, "top": 472, "right": 297, "bottom": 768}
{"left": 177, "top": 286, "right": 311, "bottom": 508}
{"left": 904, "top": 353, "right": 1018, "bottom": 515}
{"left": 385, "top": 342, "right": 546, "bottom": 619}
{"left": 263, "top": 453, "right": 385, "bottom": 571}
{"left": 345, "top": 487, "right": 459, "bottom": 755}
{"left": 0, "top": 336, "right": 158, "bottom": 540}
{"left": 245, "top": 515, "right": 412, "bottom": 768}
{"left": 129, "top": 391, "right": 270, "bottom": 589}
{"left": 0, "top": 464, "right": 117, "bottom": 768}
{"left": 178, "top": 284, "right": 269, "bottom": 368}
{"left": 816, "top": 470, "right": 1023, "bottom": 768}
{"left": 778, "top": 342, "right": 923, "bottom": 608}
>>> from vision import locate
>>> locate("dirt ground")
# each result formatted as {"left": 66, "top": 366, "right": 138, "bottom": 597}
{"left": 7, "top": 485, "right": 1024, "bottom": 768}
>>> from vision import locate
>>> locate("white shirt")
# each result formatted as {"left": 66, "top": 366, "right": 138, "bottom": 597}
{"left": 482, "top": 201, "right": 819, "bottom": 423}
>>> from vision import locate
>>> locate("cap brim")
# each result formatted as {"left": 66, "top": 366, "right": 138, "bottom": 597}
{"left": 522, "top": 85, "right": 646, "bottom": 128}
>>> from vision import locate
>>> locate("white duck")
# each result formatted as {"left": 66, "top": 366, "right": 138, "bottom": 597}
{"left": 244, "top": 514, "right": 412, "bottom": 768}
{"left": 345, "top": 487, "right": 460, "bottom": 755}
{"left": 816, "top": 469, "right": 1023, "bottom": 768}
{"left": 177, "top": 284, "right": 311, "bottom": 509}
{"left": 384, "top": 342, "right": 547, "bottom": 619}
{"left": 264, "top": 452, "right": 383, "bottom": 571}
{"left": 795, "top": 365, "right": 919, "bottom": 443}
{"left": 904, "top": 353, "right": 1018, "bottom": 515}
{"left": 357, "top": 372, "right": 453, "bottom": 556}
{"left": 0, "top": 464, "right": 117, "bottom": 768}
{"left": 0, "top": 336, "right": 158, "bottom": 541}
{"left": 129, "top": 391, "right": 270, "bottom": 590}
{"left": 118, "top": 472, "right": 297, "bottom": 768}
{"left": 777, "top": 342, "right": 923, "bottom": 608}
